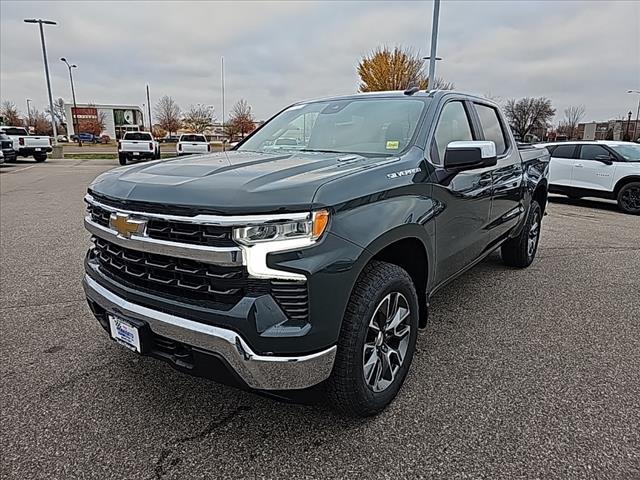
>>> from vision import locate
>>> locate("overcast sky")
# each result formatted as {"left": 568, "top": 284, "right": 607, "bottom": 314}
{"left": 1, "top": 1, "right": 639, "bottom": 124}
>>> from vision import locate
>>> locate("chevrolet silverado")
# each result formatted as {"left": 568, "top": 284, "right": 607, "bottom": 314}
{"left": 83, "top": 90, "right": 549, "bottom": 416}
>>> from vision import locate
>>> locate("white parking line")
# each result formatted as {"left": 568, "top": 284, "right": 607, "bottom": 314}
{"left": 3, "top": 165, "right": 38, "bottom": 174}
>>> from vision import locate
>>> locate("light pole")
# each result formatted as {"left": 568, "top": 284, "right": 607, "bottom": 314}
{"left": 628, "top": 90, "right": 640, "bottom": 142}
{"left": 24, "top": 19, "right": 58, "bottom": 143}
{"left": 221, "top": 56, "right": 226, "bottom": 150}
{"left": 427, "top": 0, "right": 441, "bottom": 89}
{"left": 146, "top": 85, "right": 152, "bottom": 134}
{"left": 61, "top": 57, "right": 80, "bottom": 146}
{"left": 26, "top": 99, "right": 32, "bottom": 128}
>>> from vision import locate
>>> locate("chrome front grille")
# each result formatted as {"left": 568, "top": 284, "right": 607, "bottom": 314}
{"left": 92, "top": 236, "right": 246, "bottom": 306}
{"left": 87, "top": 203, "right": 235, "bottom": 247}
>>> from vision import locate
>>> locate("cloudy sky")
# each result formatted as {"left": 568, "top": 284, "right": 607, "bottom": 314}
{"left": 1, "top": 0, "right": 639, "bottom": 124}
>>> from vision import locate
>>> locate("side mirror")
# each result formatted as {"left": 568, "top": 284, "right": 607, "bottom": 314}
{"left": 594, "top": 154, "right": 614, "bottom": 165}
{"left": 444, "top": 141, "right": 497, "bottom": 171}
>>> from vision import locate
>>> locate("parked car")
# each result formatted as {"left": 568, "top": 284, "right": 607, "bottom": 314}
{"left": 0, "top": 126, "right": 51, "bottom": 162}
{"left": 159, "top": 135, "right": 180, "bottom": 144}
{"left": 57, "top": 135, "right": 69, "bottom": 143}
{"left": 177, "top": 134, "right": 210, "bottom": 155}
{"left": 541, "top": 140, "right": 640, "bottom": 214}
{"left": 117, "top": 131, "right": 160, "bottom": 165}
{"left": 83, "top": 90, "right": 549, "bottom": 416}
{"left": 72, "top": 132, "right": 101, "bottom": 144}
{"left": 0, "top": 133, "right": 17, "bottom": 163}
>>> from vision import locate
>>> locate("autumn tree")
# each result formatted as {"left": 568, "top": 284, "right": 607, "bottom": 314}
{"left": 1, "top": 100, "right": 23, "bottom": 126}
{"left": 183, "top": 104, "right": 215, "bottom": 133}
{"left": 504, "top": 97, "right": 556, "bottom": 140}
{"left": 79, "top": 104, "right": 107, "bottom": 136}
{"left": 154, "top": 95, "right": 181, "bottom": 136}
{"left": 30, "top": 109, "right": 53, "bottom": 135}
{"left": 357, "top": 46, "right": 454, "bottom": 92}
{"left": 226, "top": 99, "right": 255, "bottom": 140}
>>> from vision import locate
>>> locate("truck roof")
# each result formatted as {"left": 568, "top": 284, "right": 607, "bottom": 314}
{"left": 293, "top": 89, "right": 496, "bottom": 106}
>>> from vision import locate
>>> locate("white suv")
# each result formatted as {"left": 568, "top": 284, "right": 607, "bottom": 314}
{"left": 542, "top": 141, "right": 640, "bottom": 214}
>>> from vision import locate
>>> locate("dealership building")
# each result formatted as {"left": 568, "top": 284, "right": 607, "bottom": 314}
{"left": 63, "top": 103, "right": 145, "bottom": 139}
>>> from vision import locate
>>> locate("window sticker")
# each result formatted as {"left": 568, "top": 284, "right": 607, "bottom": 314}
{"left": 386, "top": 140, "right": 399, "bottom": 150}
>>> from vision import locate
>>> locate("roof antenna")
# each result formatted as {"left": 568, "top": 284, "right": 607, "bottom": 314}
{"left": 404, "top": 86, "right": 420, "bottom": 96}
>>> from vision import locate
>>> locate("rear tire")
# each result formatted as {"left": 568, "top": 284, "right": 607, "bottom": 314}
{"left": 34, "top": 154, "right": 47, "bottom": 162}
{"left": 501, "top": 200, "right": 542, "bottom": 268}
{"left": 326, "top": 261, "right": 419, "bottom": 417}
{"left": 617, "top": 182, "right": 640, "bottom": 214}
{"left": 118, "top": 154, "right": 127, "bottom": 166}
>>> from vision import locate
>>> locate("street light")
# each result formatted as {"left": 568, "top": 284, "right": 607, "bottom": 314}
{"left": 61, "top": 57, "right": 81, "bottom": 146}
{"left": 426, "top": 0, "right": 441, "bottom": 89}
{"left": 24, "top": 19, "right": 58, "bottom": 143}
{"left": 627, "top": 90, "right": 640, "bottom": 142}
{"left": 26, "top": 99, "right": 32, "bottom": 128}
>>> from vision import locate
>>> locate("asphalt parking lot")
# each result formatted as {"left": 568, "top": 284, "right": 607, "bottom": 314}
{"left": 1, "top": 159, "right": 639, "bottom": 480}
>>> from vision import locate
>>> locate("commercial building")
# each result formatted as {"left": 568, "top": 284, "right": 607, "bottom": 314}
{"left": 577, "top": 119, "right": 640, "bottom": 141}
{"left": 64, "top": 103, "right": 145, "bottom": 139}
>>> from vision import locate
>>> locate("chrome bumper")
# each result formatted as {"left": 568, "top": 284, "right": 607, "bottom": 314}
{"left": 83, "top": 275, "right": 336, "bottom": 390}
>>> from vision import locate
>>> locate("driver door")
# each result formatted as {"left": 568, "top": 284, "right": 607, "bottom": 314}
{"left": 428, "top": 99, "right": 493, "bottom": 286}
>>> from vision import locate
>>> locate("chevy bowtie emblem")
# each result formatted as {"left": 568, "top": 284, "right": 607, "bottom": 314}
{"left": 109, "top": 212, "right": 147, "bottom": 238}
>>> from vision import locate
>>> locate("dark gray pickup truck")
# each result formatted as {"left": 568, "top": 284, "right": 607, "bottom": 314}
{"left": 83, "top": 90, "right": 549, "bottom": 416}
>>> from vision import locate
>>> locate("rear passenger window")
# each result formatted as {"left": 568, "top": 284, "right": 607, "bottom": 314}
{"left": 550, "top": 144, "right": 575, "bottom": 159}
{"left": 475, "top": 104, "right": 507, "bottom": 155}
{"left": 433, "top": 101, "right": 473, "bottom": 164}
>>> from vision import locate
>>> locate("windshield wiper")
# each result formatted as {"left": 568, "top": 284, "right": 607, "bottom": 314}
{"left": 300, "top": 148, "right": 350, "bottom": 154}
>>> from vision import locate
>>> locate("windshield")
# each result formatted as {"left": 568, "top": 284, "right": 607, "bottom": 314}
{"left": 610, "top": 143, "right": 640, "bottom": 161}
{"left": 124, "top": 132, "right": 152, "bottom": 141}
{"left": 238, "top": 98, "right": 426, "bottom": 156}
{"left": 180, "top": 134, "right": 206, "bottom": 142}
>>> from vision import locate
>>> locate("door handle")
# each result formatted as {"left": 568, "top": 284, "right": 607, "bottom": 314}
{"left": 575, "top": 163, "right": 584, "bottom": 168}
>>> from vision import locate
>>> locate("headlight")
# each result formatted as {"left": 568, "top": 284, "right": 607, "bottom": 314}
{"left": 233, "top": 210, "right": 330, "bottom": 245}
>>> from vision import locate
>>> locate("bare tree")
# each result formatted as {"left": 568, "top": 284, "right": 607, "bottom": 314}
{"left": 183, "top": 104, "right": 215, "bottom": 133}
{"left": 1, "top": 100, "right": 23, "bottom": 126}
{"left": 357, "top": 46, "right": 454, "bottom": 92}
{"left": 154, "top": 95, "right": 181, "bottom": 137}
{"left": 562, "top": 104, "right": 585, "bottom": 140}
{"left": 504, "top": 97, "right": 556, "bottom": 140}
{"left": 226, "top": 99, "right": 255, "bottom": 140}
{"left": 46, "top": 98, "right": 67, "bottom": 134}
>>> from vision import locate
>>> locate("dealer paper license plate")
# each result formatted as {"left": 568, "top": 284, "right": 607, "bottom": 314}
{"left": 109, "top": 315, "right": 141, "bottom": 353}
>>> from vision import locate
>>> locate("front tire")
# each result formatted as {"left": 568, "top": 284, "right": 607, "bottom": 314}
{"left": 501, "top": 200, "right": 542, "bottom": 268}
{"left": 327, "top": 261, "right": 418, "bottom": 417}
{"left": 34, "top": 154, "right": 47, "bottom": 162}
{"left": 617, "top": 182, "right": 640, "bottom": 214}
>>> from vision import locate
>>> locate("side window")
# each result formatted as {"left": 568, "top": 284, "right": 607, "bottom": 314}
{"left": 433, "top": 101, "right": 473, "bottom": 164}
{"left": 579, "top": 145, "right": 610, "bottom": 160}
{"left": 474, "top": 104, "right": 507, "bottom": 155}
{"left": 550, "top": 144, "right": 576, "bottom": 159}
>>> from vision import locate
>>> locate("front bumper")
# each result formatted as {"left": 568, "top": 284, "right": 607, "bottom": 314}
{"left": 83, "top": 274, "right": 337, "bottom": 390}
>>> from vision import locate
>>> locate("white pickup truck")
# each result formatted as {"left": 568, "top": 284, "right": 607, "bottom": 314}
{"left": 0, "top": 126, "right": 52, "bottom": 162}
{"left": 118, "top": 132, "right": 160, "bottom": 165}
{"left": 177, "top": 134, "right": 210, "bottom": 156}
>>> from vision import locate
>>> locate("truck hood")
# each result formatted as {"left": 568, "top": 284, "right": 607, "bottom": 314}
{"left": 89, "top": 150, "right": 395, "bottom": 214}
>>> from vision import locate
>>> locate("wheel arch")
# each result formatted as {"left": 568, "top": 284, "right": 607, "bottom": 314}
{"left": 613, "top": 175, "right": 640, "bottom": 197}
{"left": 351, "top": 226, "right": 432, "bottom": 328}
{"left": 532, "top": 178, "right": 549, "bottom": 214}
